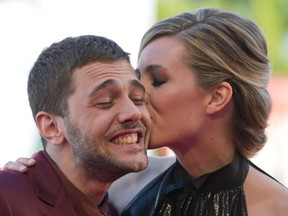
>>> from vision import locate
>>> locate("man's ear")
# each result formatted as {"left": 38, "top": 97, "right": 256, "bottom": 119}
{"left": 35, "top": 111, "right": 65, "bottom": 145}
{"left": 206, "top": 81, "right": 233, "bottom": 114}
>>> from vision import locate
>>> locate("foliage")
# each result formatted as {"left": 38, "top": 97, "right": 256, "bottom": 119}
{"left": 157, "top": 0, "right": 288, "bottom": 75}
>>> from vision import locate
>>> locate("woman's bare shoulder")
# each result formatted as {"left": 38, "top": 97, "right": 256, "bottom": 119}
{"left": 245, "top": 165, "right": 288, "bottom": 215}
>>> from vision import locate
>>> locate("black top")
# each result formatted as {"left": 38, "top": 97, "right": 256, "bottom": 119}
{"left": 122, "top": 152, "right": 250, "bottom": 216}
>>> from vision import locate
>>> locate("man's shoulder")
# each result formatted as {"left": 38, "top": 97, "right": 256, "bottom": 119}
{"left": 0, "top": 169, "right": 27, "bottom": 190}
{"left": 0, "top": 158, "right": 39, "bottom": 194}
{"left": 0, "top": 151, "right": 50, "bottom": 193}
{"left": 0, "top": 168, "right": 36, "bottom": 212}
{"left": 0, "top": 151, "right": 71, "bottom": 215}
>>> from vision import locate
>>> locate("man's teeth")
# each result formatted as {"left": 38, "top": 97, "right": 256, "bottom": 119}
{"left": 112, "top": 133, "right": 138, "bottom": 145}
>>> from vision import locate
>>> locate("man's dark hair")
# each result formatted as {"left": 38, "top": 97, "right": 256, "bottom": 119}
{"left": 28, "top": 35, "right": 130, "bottom": 119}
{"left": 28, "top": 35, "right": 130, "bottom": 146}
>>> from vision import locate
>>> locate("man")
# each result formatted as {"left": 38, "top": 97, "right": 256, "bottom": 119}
{"left": 0, "top": 35, "right": 151, "bottom": 215}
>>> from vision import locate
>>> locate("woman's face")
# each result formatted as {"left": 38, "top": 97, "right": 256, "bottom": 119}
{"left": 137, "top": 36, "right": 211, "bottom": 150}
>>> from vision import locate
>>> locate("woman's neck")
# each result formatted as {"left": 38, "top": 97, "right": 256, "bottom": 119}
{"left": 172, "top": 141, "right": 235, "bottom": 179}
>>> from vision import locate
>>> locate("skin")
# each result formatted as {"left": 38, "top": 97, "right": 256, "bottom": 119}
{"left": 138, "top": 36, "right": 288, "bottom": 215}
{"left": 138, "top": 36, "right": 235, "bottom": 178}
{"left": 3, "top": 38, "right": 288, "bottom": 215}
{"left": 244, "top": 166, "right": 288, "bottom": 215}
{"left": 32, "top": 60, "right": 151, "bottom": 205}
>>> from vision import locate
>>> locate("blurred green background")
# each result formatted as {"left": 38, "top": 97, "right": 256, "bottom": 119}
{"left": 157, "top": 0, "right": 288, "bottom": 75}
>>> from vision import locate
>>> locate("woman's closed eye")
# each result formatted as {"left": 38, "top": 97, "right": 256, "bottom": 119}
{"left": 151, "top": 74, "right": 166, "bottom": 87}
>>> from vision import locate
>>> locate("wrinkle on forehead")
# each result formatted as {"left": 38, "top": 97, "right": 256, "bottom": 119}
{"left": 88, "top": 79, "right": 145, "bottom": 99}
{"left": 77, "top": 60, "right": 136, "bottom": 79}
{"left": 71, "top": 60, "right": 136, "bottom": 91}
{"left": 71, "top": 61, "right": 142, "bottom": 98}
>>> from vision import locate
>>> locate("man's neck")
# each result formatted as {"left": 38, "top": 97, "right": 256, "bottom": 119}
{"left": 46, "top": 147, "right": 113, "bottom": 206}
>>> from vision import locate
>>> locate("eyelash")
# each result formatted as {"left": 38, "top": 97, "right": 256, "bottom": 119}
{"left": 96, "top": 101, "right": 113, "bottom": 108}
{"left": 95, "top": 97, "right": 145, "bottom": 108}
{"left": 152, "top": 76, "right": 166, "bottom": 87}
{"left": 132, "top": 98, "right": 145, "bottom": 105}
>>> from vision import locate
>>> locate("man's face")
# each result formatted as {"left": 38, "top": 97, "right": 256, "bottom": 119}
{"left": 64, "top": 60, "right": 151, "bottom": 181}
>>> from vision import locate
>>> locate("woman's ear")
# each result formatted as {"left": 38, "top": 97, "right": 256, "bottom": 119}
{"left": 35, "top": 111, "right": 65, "bottom": 145}
{"left": 206, "top": 81, "right": 233, "bottom": 114}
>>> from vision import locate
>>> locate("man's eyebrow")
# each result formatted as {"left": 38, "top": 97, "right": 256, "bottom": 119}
{"left": 89, "top": 79, "right": 145, "bottom": 98}
{"left": 131, "top": 79, "right": 145, "bottom": 93}
{"left": 89, "top": 79, "right": 117, "bottom": 98}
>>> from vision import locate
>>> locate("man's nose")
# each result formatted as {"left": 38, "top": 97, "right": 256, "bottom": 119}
{"left": 117, "top": 100, "right": 142, "bottom": 123}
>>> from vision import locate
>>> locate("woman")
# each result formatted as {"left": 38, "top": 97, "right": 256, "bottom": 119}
{"left": 3, "top": 8, "right": 288, "bottom": 216}
{"left": 120, "top": 7, "right": 288, "bottom": 215}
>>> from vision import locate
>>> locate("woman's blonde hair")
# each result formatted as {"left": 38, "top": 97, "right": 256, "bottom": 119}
{"left": 139, "top": 8, "right": 271, "bottom": 157}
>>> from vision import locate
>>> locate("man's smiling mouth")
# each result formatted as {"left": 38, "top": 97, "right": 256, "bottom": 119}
{"left": 111, "top": 132, "right": 139, "bottom": 145}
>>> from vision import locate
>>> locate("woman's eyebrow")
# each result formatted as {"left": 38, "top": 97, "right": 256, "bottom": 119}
{"left": 137, "top": 64, "right": 163, "bottom": 76}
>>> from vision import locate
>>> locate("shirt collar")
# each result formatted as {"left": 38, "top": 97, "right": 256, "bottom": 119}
{"left": 165, "top": 151, "right": 249, "bottom": 194}
{"left": 43, "top": 150, "right": 111, "bottom": 215}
